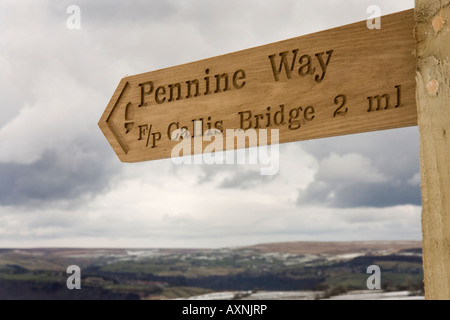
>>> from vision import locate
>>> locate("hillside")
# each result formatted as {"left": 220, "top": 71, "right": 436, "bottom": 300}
{"left": 0, "top": 241, "right": 423, "bottom": 300}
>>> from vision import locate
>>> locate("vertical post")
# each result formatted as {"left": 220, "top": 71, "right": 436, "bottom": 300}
{"left": 415, "top": 0, "right": 450, "bottom": 300}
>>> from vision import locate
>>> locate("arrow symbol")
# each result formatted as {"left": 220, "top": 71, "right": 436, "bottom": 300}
{"left": 124, "top": 102, "right": 134, "bottom": 134}
{"left": 100, "top": 80, "right": 132, "bottom": 156}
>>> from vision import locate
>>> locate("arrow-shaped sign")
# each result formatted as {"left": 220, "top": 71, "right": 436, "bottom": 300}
{"left": 99, "top": 9, "right": 417, "bottom": 163}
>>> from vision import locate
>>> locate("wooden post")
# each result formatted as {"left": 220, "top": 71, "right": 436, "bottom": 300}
{"left": 415, "top": 0, "right": 450, "bottom": 300}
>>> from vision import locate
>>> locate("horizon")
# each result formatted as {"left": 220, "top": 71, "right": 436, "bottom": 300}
{"left": 0, "top": 239, "right": 423, "bottom": 250}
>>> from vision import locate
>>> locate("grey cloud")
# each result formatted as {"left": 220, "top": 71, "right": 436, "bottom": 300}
{"left": 0, "top": 134, "right": 120, "bottom": 207}
{"left": 169, "top": 162, "right": 277, "bottom": 190}
{"left": 297, "top": 127, "right": 421, "bottom": 208}
{"left": 218, "top": 169, "right": 276, "bottom": 189}
{"left": 297, "top": 180, "right": 421, "bottom": 208}
{"left": 48, "top": 0, "right": 178, "bottom": 25}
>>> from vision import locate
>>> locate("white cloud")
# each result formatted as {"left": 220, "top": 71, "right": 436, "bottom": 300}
{"left": 0, "top": 174, "right": 422, "bottom": 247}
{"left": 316, "top": 153, "right": 388, "bottom": 184}
{"left": 0, "top": 69, "right": 105, "bottom": 164}
{"left": 407, "top": 172, "right": 421, "bottom": 186}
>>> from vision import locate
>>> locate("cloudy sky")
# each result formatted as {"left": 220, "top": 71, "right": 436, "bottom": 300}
{"left": 0, "top": 0, "right": 420, "bottom": 248}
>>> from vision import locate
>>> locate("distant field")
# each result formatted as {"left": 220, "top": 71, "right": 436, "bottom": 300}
{"left": 0, "top": 241, "right": 424, "bottom": 300}
{"left": 244, "top": 241, "right": 422, "bottom": 254}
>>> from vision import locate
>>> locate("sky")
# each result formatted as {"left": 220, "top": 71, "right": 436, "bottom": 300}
{"left": 0, "top": 0, "right": 420, "bottom": 248}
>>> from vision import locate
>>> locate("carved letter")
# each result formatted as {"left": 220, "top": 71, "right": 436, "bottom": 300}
{"left": 268, "top": 50, "right": 299, "bottom": 81}
{"left": 315, "top": 50, "right": 334, "bottom": 83}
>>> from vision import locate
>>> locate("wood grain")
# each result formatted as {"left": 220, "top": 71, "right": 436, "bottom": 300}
{"left": 415, "top": 0, "right": 450, "bottom": 300}
{"left": 99, "top": 9, "right": 417, "bottom": 163}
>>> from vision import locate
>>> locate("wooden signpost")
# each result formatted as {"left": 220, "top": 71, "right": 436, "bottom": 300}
{"left": 415, "top": 0, "right": 450, "bottom": 300}
{"left": 99, "top": 10, "right": 416, "bottom": 163}
{"left": 99, "top": 2, "right": 450, "bottom": 300}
